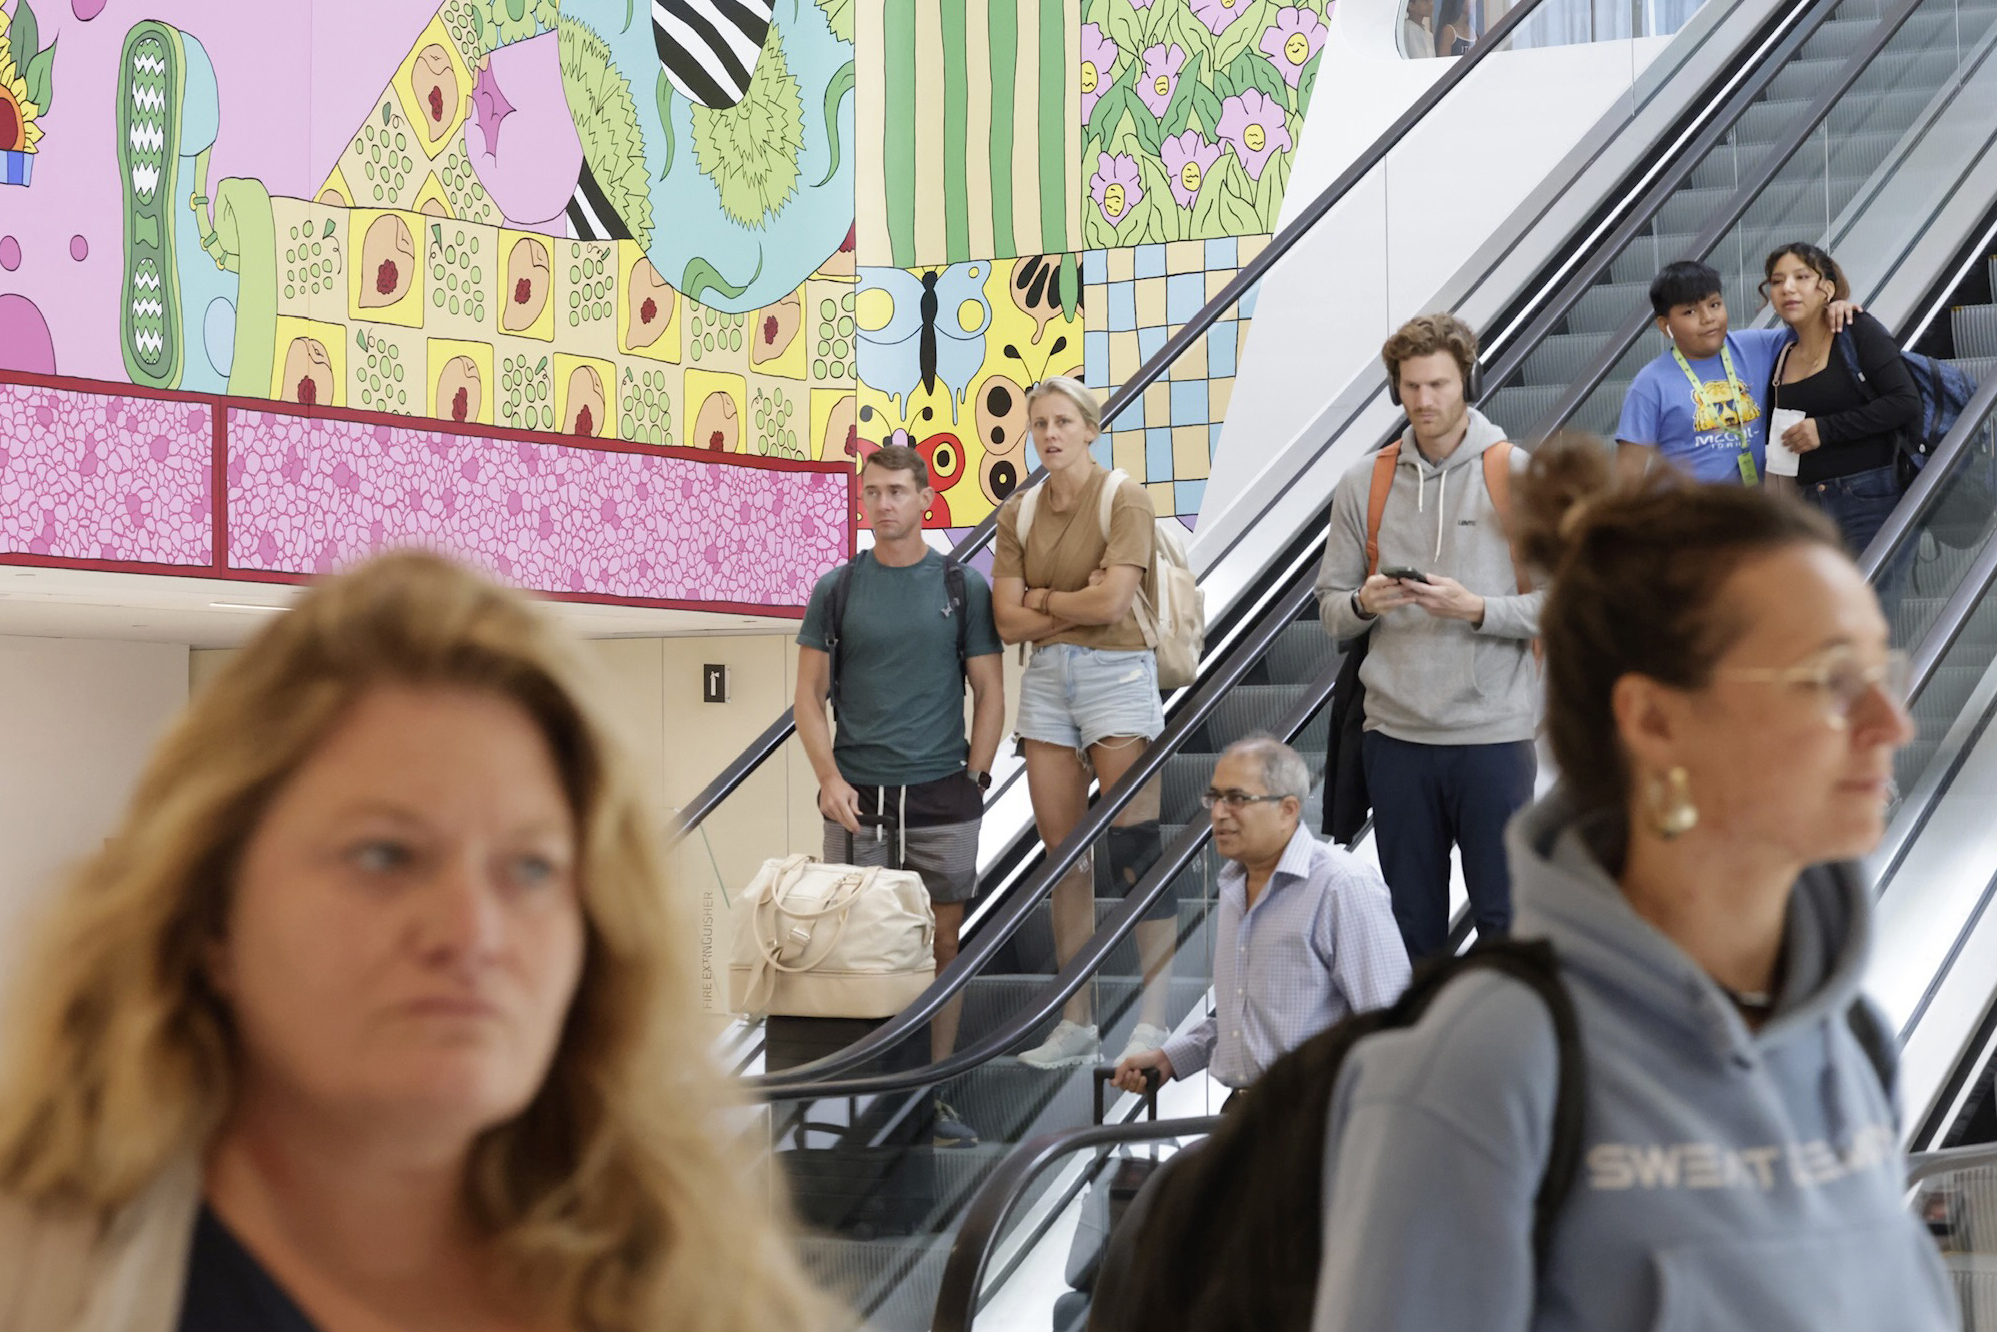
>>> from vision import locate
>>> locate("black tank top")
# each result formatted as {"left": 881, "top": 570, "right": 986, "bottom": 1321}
{"left": 176, "top": 1204, "right": 323, "bottom": 1332}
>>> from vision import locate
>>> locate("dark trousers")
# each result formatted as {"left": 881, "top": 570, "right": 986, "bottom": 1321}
{"left": 1362, "top": 731, "right": 1536, "bottom": 962}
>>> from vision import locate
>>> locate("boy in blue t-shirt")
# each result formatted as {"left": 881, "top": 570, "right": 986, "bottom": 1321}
{"left": 1616, "top": 260, "right": 1793, "bottom": 487}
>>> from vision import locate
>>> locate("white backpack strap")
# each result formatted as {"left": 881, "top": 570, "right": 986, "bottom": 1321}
{"left": 1099, "top": 468, "right": 1129, "bottom": 539}
{"left": 1014, "top": 483, "right": 1043, "bottom": 546}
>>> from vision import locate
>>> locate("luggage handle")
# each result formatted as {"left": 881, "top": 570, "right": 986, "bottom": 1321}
{"left": 1092, "top": 1064, "right": 1161, "bottom": 1126}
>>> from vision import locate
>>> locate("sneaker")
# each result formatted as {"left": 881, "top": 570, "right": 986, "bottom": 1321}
{"left": 1118, "top": 1023, "right": 1170, "bottom": 1064}
{"left": 1018, "top": 1019, "right": 1101, "bottom": 1069}
{"left": 932, "top": 1100, "right": 980, "bottom": 1148}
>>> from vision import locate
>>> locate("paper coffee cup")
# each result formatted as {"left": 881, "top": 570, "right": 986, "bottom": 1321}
{"left": 1766, "top": 408, "right": 1807, "bottom": 477}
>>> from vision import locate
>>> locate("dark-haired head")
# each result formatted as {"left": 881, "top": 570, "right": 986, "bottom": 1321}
{"left": 1761, "top": 242, "right": 1850, "bottom": 327}
{"left": 1517, "top": 435, "right": 1911, "bottom": 868}
{"left": 1648, "top": 261, "right": 1724, "bottom": 319}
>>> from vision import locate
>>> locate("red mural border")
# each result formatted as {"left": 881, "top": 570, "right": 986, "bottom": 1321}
{"left": 0, "top": 369, "right": 860, "bottom": 619}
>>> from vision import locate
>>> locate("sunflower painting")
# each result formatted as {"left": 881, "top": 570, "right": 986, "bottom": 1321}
{"left": 0, "top": 0, "right": 55, "bottom": 186}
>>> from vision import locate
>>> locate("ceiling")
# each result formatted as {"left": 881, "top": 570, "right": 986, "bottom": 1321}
{"left": 0, "top": 566, "right": 797, "bottom": 648}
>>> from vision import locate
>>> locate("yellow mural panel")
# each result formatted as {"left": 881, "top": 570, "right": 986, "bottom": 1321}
{"left": 268, "top": 316, "right": 348, "bottom": 408}
{"left": 553, "top": 354, "right": 617, "bottom": 439}
{"left": 684, "top": 369, "right": 748, "bottom": 455}
{"left": 346, "top": 210, "right": 427, "bottom": 329}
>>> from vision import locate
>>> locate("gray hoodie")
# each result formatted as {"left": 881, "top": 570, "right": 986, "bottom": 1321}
{"left": 1310, "top": 789, "right": 1959, "bottom": 1331}
{"left": 1315, "top": 410, "right": 1542, "bottom": 746}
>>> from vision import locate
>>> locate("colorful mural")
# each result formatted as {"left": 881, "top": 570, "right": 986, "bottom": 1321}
{"left": 1079, "top": 0, "right": 1325, "bottom": 247}
{"left": 847, "top": 0, "right": 1326, "bottom": 530}
{"left": 1084, "top": 235, "right": 1266, "bottom": 520}
{"left": 0, "top": 0, "right": 1331, "bottom": 600}
{"left": 0, "top": 0, "right": 857, "bottom": 611}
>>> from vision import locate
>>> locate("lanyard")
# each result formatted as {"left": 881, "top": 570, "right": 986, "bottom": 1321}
{"left": 1672, "top": 342, "right": 1760, "bottom": 486}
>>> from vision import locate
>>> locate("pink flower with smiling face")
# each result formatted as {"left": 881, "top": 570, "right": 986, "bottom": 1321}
{"left": 1080, "top": 23, "right": 1119, "bottom": 121}
{"left": 1089, "top": 152, "right": 1145, "bottom": 230}
{"left": 1159, "top": 131, "right": 1224, "bottom": 209}
{"left": 1216, "top": 88, "right": 1294, "bottom": 180}
{"left": 1136, "top": 43, "right": 1188, "bottom": 117}
{"left": 1259, "top": 7, "right": 1329, "bottom": 86}
{"left": 1190, "top": 0, "right": 1253, "bottom": 36}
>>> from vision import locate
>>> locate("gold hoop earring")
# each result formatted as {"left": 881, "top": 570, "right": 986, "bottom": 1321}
{"left": 1647, "top": 767, "right": 1699, "bottom": 840}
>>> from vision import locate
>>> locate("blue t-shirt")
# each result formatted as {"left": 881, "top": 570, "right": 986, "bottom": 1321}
{"left": 798, "top": 550, "right": 1003, "bottom": 786}
{"left": 1616, "top": 329, "right": 1791, "bottom": 485}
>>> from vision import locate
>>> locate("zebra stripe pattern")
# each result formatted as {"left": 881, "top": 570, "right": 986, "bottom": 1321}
{"left": 566, "top": 159, "right": 634, "bottom": 243}
{"left": 653, "top": 0, "right": 777, "bottom": 110}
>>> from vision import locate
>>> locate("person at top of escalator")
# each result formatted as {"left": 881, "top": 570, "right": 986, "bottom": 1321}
{"left": 1108, "top": 737, "right": 1409, "bottom": 1107}
{"left": 1315, "top": 313, "right": 1543, "bottom": 964}
{"left": 992, "top": 376, "right": 1177, "bottom": 1074}
{"left": 1310, "top": 434, "right": 1956, "bottom": 1332}
{"left": 1615, "top": 259, "right": 1859, "bottom": 489}
{"left": 795, "top": 443, "right": 1006, "bottom": 1147}
{"left": 0, "top": 552, "right": 841, "bottom": 1332}
{"left": 1763, "top": 241, "right": 1922, "bottom": 556}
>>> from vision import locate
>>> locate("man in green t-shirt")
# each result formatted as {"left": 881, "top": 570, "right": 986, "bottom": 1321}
{"left": 796, "top": 445, "right": 1005, "bottom": 1144}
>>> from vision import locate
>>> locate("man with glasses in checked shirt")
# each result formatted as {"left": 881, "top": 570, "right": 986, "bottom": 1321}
{"left": 1110, "top": 735, "right": 1410, "bottom": 1107}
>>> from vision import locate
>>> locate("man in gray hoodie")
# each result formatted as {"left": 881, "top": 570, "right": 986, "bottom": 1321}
{"left": 1315, "top": 313, "right": 1542, "bottom": 960}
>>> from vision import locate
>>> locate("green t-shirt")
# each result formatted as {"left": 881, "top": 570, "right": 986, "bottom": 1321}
{"left": 798, "top": 550, "right": 1003, "bottom": 786}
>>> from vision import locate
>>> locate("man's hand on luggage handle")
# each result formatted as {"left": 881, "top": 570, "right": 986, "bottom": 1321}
{"left": 1112, "top": 1047, "right": 1174, "bottom": 1093}
{"left": 818, "top": 776, "right": 863, "bottom": 835}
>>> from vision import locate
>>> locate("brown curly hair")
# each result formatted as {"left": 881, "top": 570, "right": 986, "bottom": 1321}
{"left": 1382, "top": 312, "right": 1479, "bottom": 394}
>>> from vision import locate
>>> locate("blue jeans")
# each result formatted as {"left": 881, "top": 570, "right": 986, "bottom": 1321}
{"left": 1803, "top": 462, "right": 1902, "bottom": 558}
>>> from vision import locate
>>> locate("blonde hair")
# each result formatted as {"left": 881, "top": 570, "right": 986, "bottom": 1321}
{"left": 0, "top": 551, "right": 837, "bottom": 1332}
{"left": 1025, "top": 374, "right": 1103, "bottom": 437}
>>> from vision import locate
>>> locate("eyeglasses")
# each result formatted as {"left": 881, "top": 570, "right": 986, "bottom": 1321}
{"left": 1200, "top": 789, "right": 1290, "bottom": 811}
{"left": 1714, "top": 647, "right": 1910, "bottom": 729}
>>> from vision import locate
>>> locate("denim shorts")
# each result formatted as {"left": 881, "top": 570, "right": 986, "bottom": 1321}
{"left": 1015, "top": 644, "right": 1166, "bottom": 751}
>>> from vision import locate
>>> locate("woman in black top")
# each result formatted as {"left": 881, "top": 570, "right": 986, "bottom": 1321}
{"left": 1764, "top": 242, "right": 1922, "bottom": 555}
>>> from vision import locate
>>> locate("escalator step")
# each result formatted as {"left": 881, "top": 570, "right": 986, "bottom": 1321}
{"left": 1955, "top": 305, "right": 1997, "bottom": 360}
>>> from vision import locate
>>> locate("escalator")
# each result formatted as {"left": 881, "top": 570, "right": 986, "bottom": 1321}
{"left": 916, "top": 226, "right": 1997, "bottom": 1332}
{"left": 682, "top": 0, "right": 1997, "bottom": 1323}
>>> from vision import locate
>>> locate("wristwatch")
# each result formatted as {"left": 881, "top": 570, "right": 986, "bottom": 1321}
{"left": 1351, "top": 589, "right": 1376, "bottom": 621}
{"left": 969, "top": 769, "right": 993, "bottom": 792}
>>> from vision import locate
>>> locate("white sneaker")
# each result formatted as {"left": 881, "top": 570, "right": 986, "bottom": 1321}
{"left": 1018, "top": 1019, "right": 1101, "bottom": 1069}
{"left": 1119, "top": 1023, "right": 1170, "bottom": 1063}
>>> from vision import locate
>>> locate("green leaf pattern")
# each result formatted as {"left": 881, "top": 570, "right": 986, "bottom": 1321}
{"left": 1081, "top": 0, "right": 1328, "bottom": 243}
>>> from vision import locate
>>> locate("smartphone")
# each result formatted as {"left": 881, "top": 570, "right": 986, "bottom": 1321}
{"left": 1380, "top": 565, "right": 1430, "bottom": 584}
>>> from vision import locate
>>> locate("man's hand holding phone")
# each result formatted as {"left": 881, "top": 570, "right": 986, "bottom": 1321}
{"left": 1356, "top": 572, "right": 1421, "bottom": 617}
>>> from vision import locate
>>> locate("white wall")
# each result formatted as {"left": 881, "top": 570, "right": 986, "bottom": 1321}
{"left": 1196, "top": 4, "right": 1669, "bottom": 527}
{"left": 0, "top": 638, "right": 190, "bottom": 976}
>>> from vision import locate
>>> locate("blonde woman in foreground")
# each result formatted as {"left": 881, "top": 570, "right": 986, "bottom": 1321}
{"left": 0, "top": 551, "right": 838, "bottom": 1332}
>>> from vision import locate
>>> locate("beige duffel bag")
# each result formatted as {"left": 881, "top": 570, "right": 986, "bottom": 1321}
{"left": 727, "top": 853, "right": 937, "bottom": 1019}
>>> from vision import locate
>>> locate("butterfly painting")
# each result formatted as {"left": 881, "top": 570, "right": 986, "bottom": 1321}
{"left": 857, "top": 262, "right": 994, "bottom": 423}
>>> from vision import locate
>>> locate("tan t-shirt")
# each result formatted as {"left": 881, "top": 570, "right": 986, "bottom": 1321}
{"left": 993, "top": 467, "right": 1156, "bottom": 650}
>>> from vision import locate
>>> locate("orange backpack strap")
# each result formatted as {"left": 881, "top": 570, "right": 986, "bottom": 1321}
{"left": 1364, "top": 442, "right": 1401, "bottom": 578}
{"left": 1482, "top": 441, "right": 1531, "bottom": 596}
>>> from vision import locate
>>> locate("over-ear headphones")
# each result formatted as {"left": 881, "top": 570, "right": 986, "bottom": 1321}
{"left": 1386, "top": 357, "right": 1484, "bottom": 406}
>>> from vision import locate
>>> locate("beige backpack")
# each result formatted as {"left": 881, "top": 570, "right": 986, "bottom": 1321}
{"left": 1014, "top": 468, "right": 1206, "bottom": 688}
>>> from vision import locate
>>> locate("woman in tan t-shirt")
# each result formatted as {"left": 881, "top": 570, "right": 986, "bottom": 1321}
{"left": 992, "top": 376, "right": 1175, "bottom": 1071}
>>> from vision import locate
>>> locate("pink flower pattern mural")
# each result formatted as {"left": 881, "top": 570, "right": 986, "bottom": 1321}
{"left": 226, "top": 412, "right": 848, "bottom": 607}
{"left": 0, "top": 383, "right": 212, "bottom": 565}
{"left": 0, "top": 378, "right": 847, "bottom": 610}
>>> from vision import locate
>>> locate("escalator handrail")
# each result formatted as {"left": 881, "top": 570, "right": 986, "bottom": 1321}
{"left": 931, "top": 1113, "right": 1228, "bottom": 1332}
{"left": 1906, "top": 1140, "right": 1997, "bottom": 1187}
{"left": 1519, "top": 0, "right": 1939, "bottom": 448}
{"left": 747, "top": 0, "right": 1870, "bottom": 1096}
{"left": 668, "top": 0, "right": 1579, "bottom": 843}
{"left": 1860, "top": 371, "right": 1997, "bottom": 584}
{"left": 749, "top": 576, "right": 1331, "bottom": 1093}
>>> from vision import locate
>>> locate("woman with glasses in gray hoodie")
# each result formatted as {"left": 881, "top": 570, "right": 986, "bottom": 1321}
{"left": 1311, "top": 433, "right": 1956, "bottom": 1330}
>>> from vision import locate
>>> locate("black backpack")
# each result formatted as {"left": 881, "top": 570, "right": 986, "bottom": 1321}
{"left": 821, "top": 554, "right": 968, "bottom": 716}
{"left": 1087, "top": 938, "right": 1899, "bottom": 1332}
